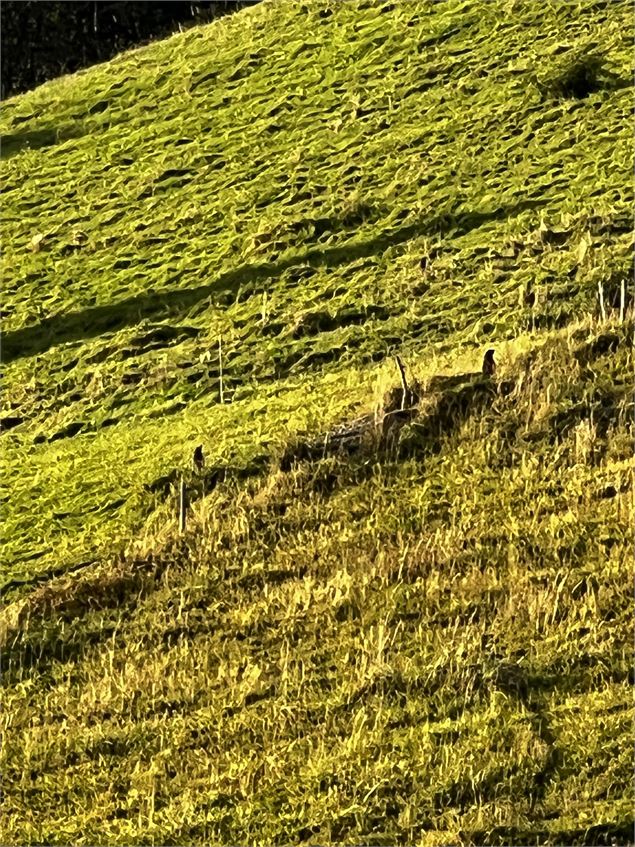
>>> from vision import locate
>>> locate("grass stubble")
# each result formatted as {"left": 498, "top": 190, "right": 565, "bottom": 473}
{"left": 0, "top": 0, "right": 633, "bottom": 843}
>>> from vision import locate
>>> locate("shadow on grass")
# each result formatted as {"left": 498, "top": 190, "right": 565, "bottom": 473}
{"left": 0, "top": 373, "right": 497, "bottom": 679}
{"left": 1, "top": 128, "right": 58, "bottom": 159}
{"left": 1, "top": 124, "right": 85, "bottom": 160}
{"left": 466, "top": 822, "right": 632, "bottom": 847}
{"left": 0, "top": 557, "right": 99, "bottom": 597}
{"left": 279, "top": 371, "right": 497, "bottom": 474}
{"left": 0, "top": 554, "right": 168, "bottom": 685}
{"left": 2, "top": 198, "right": 542, "bottom": 362}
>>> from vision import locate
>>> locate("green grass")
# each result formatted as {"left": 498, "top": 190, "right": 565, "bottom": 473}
{"left": 1, "top": 0, "right": 633, "bottom": 843}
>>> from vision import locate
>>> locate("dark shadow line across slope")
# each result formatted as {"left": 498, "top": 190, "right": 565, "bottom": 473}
{"left": 0, "top": 123, "right": 88, "bottom": 160}
{"left": 1, "top": 128, "right": 60, "bottom": 159}
{"left": 2, "top": 199, "right": 542, "bottom": 363}
{"left": 0, "top": 557, "right": 99, "bottom": 596}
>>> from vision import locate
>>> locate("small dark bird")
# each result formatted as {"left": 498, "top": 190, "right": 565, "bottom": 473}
{"left": 521, "top": 280, "right": 536, "bottom": 307}
{"left": 482, "top": 349, "right": 496, "bottom": 377}
{"left": 192, "top": 445, "right": 205, "bottom": 472}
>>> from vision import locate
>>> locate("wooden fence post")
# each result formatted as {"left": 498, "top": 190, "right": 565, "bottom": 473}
{"left": 179, "top": 478, "right": 187, "bottom": 534}
{"left": 597, "top": 281, "right": 606, "bottom": 323}
{"left": 619, "top": 278, "right": 625, "bottom": 322}
{"left": 218, "top": 337, "right": 224, "bottom": 404}
{"left": 394, "top": 355, "right": 409, "bottom": 410}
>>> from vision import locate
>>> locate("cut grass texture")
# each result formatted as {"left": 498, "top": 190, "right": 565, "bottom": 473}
{"left": 0, "top": 0, "right": 633, "bottom": 844}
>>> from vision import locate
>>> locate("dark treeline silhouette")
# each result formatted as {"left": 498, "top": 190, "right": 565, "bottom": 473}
{"left": 1, "top": 1, "right": 257, "bottom": 100}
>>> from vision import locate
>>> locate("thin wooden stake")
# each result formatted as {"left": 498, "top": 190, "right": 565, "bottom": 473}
{"left": 394, "top": 355, "right": 409, "bottom": 410}
{"left": 218, "top": 337, "right": 224, "bottom": 404}
{"left": 597, "top": 281, "right": 606, "bottom": 322}
{"left": 619, "top": 278, "right": 625, "bottom": 322}
{"left": 178, "top": 478, "right": 187, "bottom": 534}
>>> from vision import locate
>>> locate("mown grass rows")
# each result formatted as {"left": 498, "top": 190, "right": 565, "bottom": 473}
{"left": 0, "top": 0, "right": 633, "bottom": 843}
{"left": 1, "top": 0, "right": 632, "bottom": 584}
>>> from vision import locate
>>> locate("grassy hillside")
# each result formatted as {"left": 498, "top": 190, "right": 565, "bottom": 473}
{"left": 1, "top": 0, "right": 632, "bottom": 843}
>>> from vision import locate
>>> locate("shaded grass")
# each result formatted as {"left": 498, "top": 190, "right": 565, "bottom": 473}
{"left": 1, "top": 320, "right": 632, "bottom": 845}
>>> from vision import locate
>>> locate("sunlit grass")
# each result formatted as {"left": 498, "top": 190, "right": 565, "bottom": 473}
{"left": 0, "top": 0, "right": 632, "bottom": 843}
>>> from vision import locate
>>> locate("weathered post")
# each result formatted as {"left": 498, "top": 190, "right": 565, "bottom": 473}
{"left": 597, "top": 281, "right": 606, "bottom": 323}
{"left": 218, "top": 337, "right": 224, "bottom": 404}
{"left": 394, "top": 355, "right": 409, "bottom": 410}
{"left": 619, "top": 278, "right": 625, "bottom": 322}
{"left": 179, "top": 478, "right": 187, "bottom": 534}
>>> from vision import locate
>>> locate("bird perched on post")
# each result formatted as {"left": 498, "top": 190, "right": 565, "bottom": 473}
{"left": 192, "top": 445, "right": 205, "bottom": 472}
{"left": 482, "top": 349, "right": 496, "bottom": 377}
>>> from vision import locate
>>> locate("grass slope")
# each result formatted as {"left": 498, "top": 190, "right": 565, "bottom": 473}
{"left": 1, "top": 0, "right": 633, "bottom": 843}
